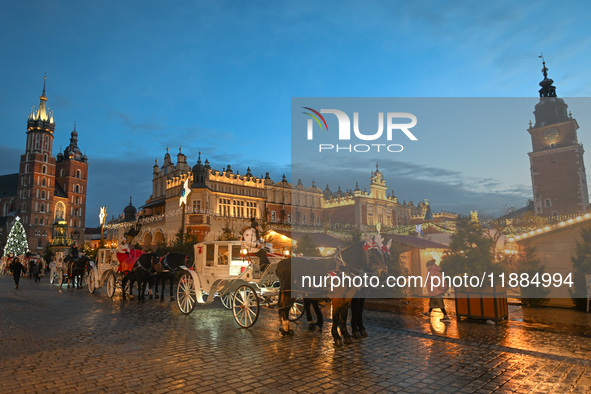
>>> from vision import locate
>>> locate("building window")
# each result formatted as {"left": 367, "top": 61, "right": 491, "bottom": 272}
{"left": 271, "top": 211, "right": 276, "bottom": 222}
{"left": 44, "top": 154, "right": 48, "bottom": 163}
{"left": 75, "top": 184, "right": 79, "bottom": 193}
{"left": 41, "top": 190, "right": 45, "bottom": 200}
{"left": 302, "top": 214, "right": 306, "bottom": 224}
{"left": 40, "top": 217, "right": 44, "bottom": 225}
{"left": 60, "top": 169, "right": 65, "bottom": 177}
{"left": 76, "top": 170, "right": 81, "bottom": 178}
{"left": 42, "top": 165, "right": 46, "bottom": 174}
{"left": 545, "top": 199, "right": 552, "bottom": 207}
{"left": 287, "top": 213, "right": 292, "bottom": 223}
{"left": 40, "top": 203, "right": 45, "bottom": 213}
{"left": 35, "top": 217, "right": 38, "bottom": 224}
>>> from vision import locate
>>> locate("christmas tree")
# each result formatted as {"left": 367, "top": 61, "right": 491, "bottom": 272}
{"left": 4, "top": 217, "right": 28, "bottom": 256}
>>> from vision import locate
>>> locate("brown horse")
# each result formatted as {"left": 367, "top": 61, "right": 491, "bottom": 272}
{"left": 276, "top": 237, "right": 388, "bottom": 347}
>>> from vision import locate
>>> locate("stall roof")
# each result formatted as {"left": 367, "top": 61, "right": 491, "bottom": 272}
{"left": 271, "top": 230, "right": 343, "bottom": 248}
{"left": 392, "top": 234, "right": 448, "bottom": 249}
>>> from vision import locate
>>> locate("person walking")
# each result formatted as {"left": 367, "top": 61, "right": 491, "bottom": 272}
{"left": 421, "top": 259, "right": 451, "bottom": 322}
{"left": 10, "top": 257, "right": 24, "bottom": 289}
{"left": 33, "top": 259, "right": 42, "bottom": 283}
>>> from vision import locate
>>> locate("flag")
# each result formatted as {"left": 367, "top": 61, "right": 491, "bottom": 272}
{"left": 179, "top": 178, "right": 191, "bottom": 207}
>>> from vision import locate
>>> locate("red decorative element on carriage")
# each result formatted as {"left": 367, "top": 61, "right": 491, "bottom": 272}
{"left": 381, "top": 245, "right": 390, "bottom": 254}
{"left": 197, "top": 246, "right": 202, "bottom": 255}
{"left": 117, "top": 249, "right": 144, "bottom": 272}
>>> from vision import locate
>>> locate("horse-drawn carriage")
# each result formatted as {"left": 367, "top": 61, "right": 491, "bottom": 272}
{"left": 175, "top": 240, "right": 301, "bottom": 328}
{"left": 87, "top": 248, "right": 123, "bottom": 297}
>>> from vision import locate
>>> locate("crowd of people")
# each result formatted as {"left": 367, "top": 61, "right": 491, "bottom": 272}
{"left": 0, "top": 246, "right": 78, "bottom": 289}
{"left": 1, "top": 252, "right": 47, "bottom": 288}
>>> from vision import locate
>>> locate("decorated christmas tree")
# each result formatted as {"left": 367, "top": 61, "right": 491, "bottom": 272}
{"left": 4, "top": 217, "right": 28, "bottom": 256}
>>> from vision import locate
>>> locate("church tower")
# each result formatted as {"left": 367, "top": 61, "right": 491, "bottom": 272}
{"left": 528, "top": 59, "right": 589, "bottom": 216}
{"left": 16, "top": 75, "right": 57, "bottom": 249}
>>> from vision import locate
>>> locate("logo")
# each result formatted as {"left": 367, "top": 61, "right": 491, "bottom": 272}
{"left": 304, "top": 107, "right": 417, "bottom": 153}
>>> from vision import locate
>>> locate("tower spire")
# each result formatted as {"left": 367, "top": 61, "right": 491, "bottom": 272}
{"left": 538, "top": 53, "right": 557, "bottom": 98}
{"left": 37, "top": 74, "right": 48, "bottom": 120}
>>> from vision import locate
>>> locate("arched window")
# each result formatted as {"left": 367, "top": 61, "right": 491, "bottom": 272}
{"left": 75, "top": 184, "right": 79, "bottom": 193}
{"left": 44, "top": 154, "right": 48, "bottom": 163}
{"left": 42, "top": 178, "right": 46, "bottom": 187}
{"left": 41, "top": 190, "right": 45, "bottom": 199}
{"left": 25, "top": 164, "right": 29, "bottom": 173}
{"left": 44, "top": 136, "right": 49, "bottom": 151}
{"left": 76, "top": 170, "right": 81, "bottom": 178}
{"left": 40, "top": 203, "right": 45, "bottom": 213}
{"left": 55, "top": 201, "right": 65, "bottom": 221}
{"left": 60, "top": 169, "right": 65, "bottom": 177}
{"left": 42, "top": 165, "right": 46, "bottom": 174}
{"left": 74, "top": 208, "right": 79, "bottom": 217}
{"left": 35, "top": 134, "right": 40, "bottom": 150}
{"left": 75, "top": 196, "right": 79, "bottom": 205}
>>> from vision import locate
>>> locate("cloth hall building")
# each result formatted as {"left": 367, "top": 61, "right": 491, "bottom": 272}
{"left": 114, "top": 149, "right": 453, "bottom": 249}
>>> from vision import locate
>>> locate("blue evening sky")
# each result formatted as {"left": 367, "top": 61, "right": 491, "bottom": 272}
{"left": 1, "top": 1, "right": 591, "bottom": 226}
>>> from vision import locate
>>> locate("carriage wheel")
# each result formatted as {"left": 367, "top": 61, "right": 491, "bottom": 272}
{"left": 106, "top": 272, "right": 116, "bottom": 298}
{"left": 87, "top": 270, "right": 96, "bottom": 294}
{"left": 288, "top": 297, "right": 305, "bottom": 321}
{"left": 220, "top": 293, "right": 233, "bottom": 310}
{"left": 177, "top": 273, "right": 197, "bottom": 315}
{"left": 232, "top": 285, "right": 259, "bottom": 328}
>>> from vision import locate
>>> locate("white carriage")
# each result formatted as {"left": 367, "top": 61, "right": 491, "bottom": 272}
{"left": 176, "top": 240, "right": 302, "bottom": 328}
{"left": 87, "top": 248, "right": 120, "bottom": 297}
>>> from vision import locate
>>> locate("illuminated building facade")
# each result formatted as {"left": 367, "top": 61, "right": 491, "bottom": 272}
{"left": 125, "top": 152, "right": 450, "bottom": 248}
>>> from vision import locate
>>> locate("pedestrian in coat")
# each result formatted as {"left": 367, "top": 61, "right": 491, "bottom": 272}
{"left": 33, "top": 259, "right": 42, "bottom": 283}
{"left": 421, "top": 259, "right": 451, "bottom": 322}
{"left": 10, "top": 258, "right": 24, "bottom": 289}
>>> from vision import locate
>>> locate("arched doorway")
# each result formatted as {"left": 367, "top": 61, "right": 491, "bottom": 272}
{"left": 143, "top": 232, "right": 153, "bottom": 250}
{"left": 153, "top": 231, "right": 164, "bottom": 247}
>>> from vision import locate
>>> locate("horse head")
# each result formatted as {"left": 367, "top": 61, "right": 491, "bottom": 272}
{"left": 361, "top": 234, "right": 391, "bottom": 279}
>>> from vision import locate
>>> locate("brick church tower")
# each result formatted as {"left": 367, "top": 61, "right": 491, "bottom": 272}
{"left": 11, "top": 76, "right": 88, "bottom": 251}
{"left": 528, "top": 60, "right": 589, "bottom": 216}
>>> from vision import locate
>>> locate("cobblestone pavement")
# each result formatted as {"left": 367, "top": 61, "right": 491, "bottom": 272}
{"left": 1, "top": 275, "right": 591, "bottom": 393}
{"left": 366, "top": 298, "right": 591, "bottom": 362}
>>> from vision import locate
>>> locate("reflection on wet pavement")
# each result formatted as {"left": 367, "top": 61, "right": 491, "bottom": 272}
{"left": 2, "top": 275, "right": 591, "bottom": 393}
{"left": 366, "top": 298, "right": 591, "bottom": 362}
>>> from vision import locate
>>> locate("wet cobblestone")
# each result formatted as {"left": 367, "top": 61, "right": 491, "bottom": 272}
{"left": 1, "top": 275, "right": 590, "bottom": 393}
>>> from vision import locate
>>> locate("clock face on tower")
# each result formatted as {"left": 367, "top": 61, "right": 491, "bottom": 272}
{"left": 544, "top": 127, "right": 560, "bottom": 141}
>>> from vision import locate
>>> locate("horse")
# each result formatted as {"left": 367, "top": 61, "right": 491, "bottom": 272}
{"left": 276, "top": 237, "right": 389, "bottom": 347}
{"left": 134, "top": 253, "right": 159, "bottom": 303}
{"left": 152, "top": 253, "right": 190, "bottom": 302}
{"left": 64, "top": 255, "right": 90, "bottom": 288}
